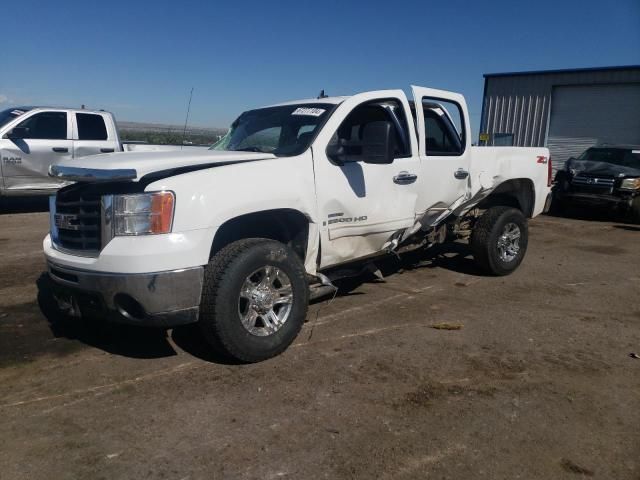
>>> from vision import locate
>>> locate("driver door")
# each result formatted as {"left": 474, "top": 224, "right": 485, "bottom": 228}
{"left": 312, "top": 92, "right": 421, "bottom": 268}
{"left": 0, "top": 110, "right": 72, "bottom": 193}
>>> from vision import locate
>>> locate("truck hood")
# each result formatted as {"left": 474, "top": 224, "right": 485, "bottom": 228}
{"left": 566, "top": 157, "right": 640, "bottom": 178}
{"left": 56, "top": 149, "right": 277, "bottom": 181}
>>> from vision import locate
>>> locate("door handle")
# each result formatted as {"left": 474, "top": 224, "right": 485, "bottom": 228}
{"left": 454, "top": 168, "right": 469, "bottom": 180}
{"left": 52, "top": 147, "right": 69, "bottom": 153}
{"left": 100, "top": 148, "right": 115, "bottom": 153}
{"left": 393, "top": 171, "right": 418, "bottom": 185}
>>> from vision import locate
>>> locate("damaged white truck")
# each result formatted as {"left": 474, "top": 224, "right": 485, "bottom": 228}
{"left": 44, "top": 86, "right": 552, "bottom": 362}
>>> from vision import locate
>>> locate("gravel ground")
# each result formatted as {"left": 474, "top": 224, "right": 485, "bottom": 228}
{"left": 0, "top": 203, "right": 639, "bottom": 480}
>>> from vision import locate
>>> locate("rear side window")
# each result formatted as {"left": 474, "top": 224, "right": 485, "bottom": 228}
{"left": 16, "top": 112, "right": 67, "bottom": 140}
{"left": 77, "top": 113, "right": 108, "bottom": 140}
{"left": 421, "top": 100, "right": 465, "bottom": 156}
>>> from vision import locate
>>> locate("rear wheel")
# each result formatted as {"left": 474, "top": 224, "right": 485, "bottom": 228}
{"left": 199, "top": 238, "right": 309, "bottom": 363}
{"left": 470, "top": 206, "right": 528, "bottom": 276}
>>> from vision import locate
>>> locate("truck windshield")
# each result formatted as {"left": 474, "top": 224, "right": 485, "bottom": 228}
{"left": 578, "top": 147, "right": 640, "bottom": 168}
{"left": 211, "top": 103, "right": 335, "bottom": 156}
{"left": 0, "top": 107, "right": 31, "bottom": 129}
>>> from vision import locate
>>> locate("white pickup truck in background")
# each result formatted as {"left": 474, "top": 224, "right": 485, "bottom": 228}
{"left": 0, "top": 107, "right": 206, "bottom": 197}
{"left": 43, "top": 86, "right": 552, "bottom": 362}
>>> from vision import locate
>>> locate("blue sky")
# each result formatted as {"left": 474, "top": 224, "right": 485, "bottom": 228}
{"left": 2, "top": 0, "right": 639, "bottom": 134}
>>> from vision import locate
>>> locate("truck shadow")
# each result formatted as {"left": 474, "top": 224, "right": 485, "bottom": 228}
{"left": 37, "top": 274, "right": 178, "bottom": 360}
{"left": 35, "top": 243, "right": 480, "bottom": 364}
{"left": 171, "top": 325, "right": 245, "bottom": 364}
{"left": 546, "top": 205, "right": 635, "bottom": 224}
{"left": 0, "top": 196, "right": 49, "bottom": 214}
{"left": 313, "top": 242, "right": 482, "bottom": 300}
{"left": 37, "top": 273, "right": 245, "bottom": 364}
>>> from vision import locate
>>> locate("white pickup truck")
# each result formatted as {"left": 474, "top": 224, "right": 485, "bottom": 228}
{"left": 0, "top": 106, "right": 205, "bottom": 197}
{"left": 43, "top": 86, "right": 552, "bottom": 362}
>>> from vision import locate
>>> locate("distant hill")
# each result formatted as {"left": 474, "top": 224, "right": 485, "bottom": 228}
{"left": 118, "top": 121, "right": 227, "bottom": 146}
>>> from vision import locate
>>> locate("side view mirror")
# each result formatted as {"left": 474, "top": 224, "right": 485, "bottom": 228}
{"left": 361, "top": 121, "right": 395, "bottom": 164}
{"left": 326, "top": 139, "right": 347, "bottom": 164}
{"left": 7, "top": 126, "right": 29, "bottom": 139}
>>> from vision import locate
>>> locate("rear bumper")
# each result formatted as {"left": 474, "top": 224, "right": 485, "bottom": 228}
{"left": 47, "top": 262, "right": 204, "bottom": 327}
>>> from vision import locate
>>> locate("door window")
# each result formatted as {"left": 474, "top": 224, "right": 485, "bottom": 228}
{"left": 328, "top": 100, "right": 411, "bottom": 162}
{"left": 420, "top": 100, "right": 465, "bottom": 156}
{"left": 17, "top": 112, "right": 67, "bottom": 140}
{"left": 77, "top": 113, "right": 108, "bottom": 140}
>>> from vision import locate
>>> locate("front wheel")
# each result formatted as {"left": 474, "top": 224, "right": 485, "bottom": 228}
{"left": 199, "top": 238, "right": 309, "bottom": 363}
{"left": 470, "top": 206, "right": 529, "bottom": 276}
{"left": 629, "top": 196, "right": 640, "bottom": 224}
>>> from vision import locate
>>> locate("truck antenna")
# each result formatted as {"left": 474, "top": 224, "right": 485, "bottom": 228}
{"left": 181, "top": 87, "right": 194, "bottom": 149}
{"left": 317, "top": 89, "right": 328, "bottom": 99}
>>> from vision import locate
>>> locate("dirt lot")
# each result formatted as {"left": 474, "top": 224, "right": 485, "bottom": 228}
{"left": 0, "top": 202, "right": 639, "bottom": 480}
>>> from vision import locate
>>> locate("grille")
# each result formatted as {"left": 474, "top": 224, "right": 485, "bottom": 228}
{"left": 55, "top": 192, "right": 102, "bottom": 252}
{"left": 571, "top": 175, "right": 615, "bottom": 187}
{"left": 571, "top": 175, "right": 615, "bottom": 194}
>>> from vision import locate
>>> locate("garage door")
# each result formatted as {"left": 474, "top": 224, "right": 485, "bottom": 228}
{"left": 547, "top": 83, "right": 640, "bottom": 174}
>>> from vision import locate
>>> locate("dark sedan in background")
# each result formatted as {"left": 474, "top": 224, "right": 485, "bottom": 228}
{"left": 553, "top": 145, "right": 640, "bottom": 222}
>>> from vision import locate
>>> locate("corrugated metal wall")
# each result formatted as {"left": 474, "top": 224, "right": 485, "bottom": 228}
{"left": 546, "top": 83, "right": 640, "bottom": 170}
{"left": 480, "top": 67, "right": 640, "bottom": 149}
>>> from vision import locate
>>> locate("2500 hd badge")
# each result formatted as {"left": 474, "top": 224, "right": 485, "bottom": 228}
{"left": 2, "top": 156, "right": 22, "bottom": 165}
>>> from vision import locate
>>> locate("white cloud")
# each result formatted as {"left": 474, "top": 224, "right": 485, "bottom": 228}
{"left": 0, "top": 94, "right": 8, "bottom": 104}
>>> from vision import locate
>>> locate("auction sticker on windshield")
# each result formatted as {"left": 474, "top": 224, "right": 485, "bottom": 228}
{"left": 292, "top": 107, "right": 325, "bottom": 117}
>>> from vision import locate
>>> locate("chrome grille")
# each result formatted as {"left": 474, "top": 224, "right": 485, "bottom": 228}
{"left": 54, "top": 192, "right": 102, "bottom": 252}
{"left": 571, "top": 175, "right": 615, "bottom": 188}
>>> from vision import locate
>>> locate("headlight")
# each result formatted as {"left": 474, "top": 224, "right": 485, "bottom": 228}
{"left": 113, "top": 191, "right": 175, "bottom": 235}
{"left": 620, "top": 178, "right": 640, "bottom": 190}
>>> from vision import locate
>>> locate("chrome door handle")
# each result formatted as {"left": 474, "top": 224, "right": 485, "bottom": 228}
{"left": 454, "top": 168, "right": 469, "bottom": 179}
{"left": 52, "top": 147, "right": 69, "bottom": 153}
{"left": 393, "top": 171, "right": 418, "bottom": 185}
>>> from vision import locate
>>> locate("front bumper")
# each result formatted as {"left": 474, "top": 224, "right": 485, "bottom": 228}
{"left": 47, "top": 262, "right": 204, "bottom": 327}
{"left": 558, "top": 191, "right": 637, "bottom": 208}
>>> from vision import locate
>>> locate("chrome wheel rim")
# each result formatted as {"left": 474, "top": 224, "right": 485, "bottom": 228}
{"left": 497, "top": 222, "right": 521, "bottom": 262}
{"left": 238, "top": 265, "right": 293, "bottom": 337}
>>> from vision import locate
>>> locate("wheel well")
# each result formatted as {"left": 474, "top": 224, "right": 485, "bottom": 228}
{"left": 477, "top": 178, "right": 535, "bottom": 218}
{"left": 211, "top": 209, "right": 309, "bottom": 261}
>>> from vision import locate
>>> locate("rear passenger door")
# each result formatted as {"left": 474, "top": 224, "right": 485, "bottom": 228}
{"left": 72, "top": 112, "right": 116, "bottom": 158}
{"left": 411, "top": 86, "right": 472, "bottom": 226}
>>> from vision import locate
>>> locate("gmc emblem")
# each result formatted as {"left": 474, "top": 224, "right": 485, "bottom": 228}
{"left": 55, "top": 213, "right": 81, "bottom": 230}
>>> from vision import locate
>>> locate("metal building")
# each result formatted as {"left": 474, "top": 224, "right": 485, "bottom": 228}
{"left": 479, "top": 65, "right": 640, "bottom": 174}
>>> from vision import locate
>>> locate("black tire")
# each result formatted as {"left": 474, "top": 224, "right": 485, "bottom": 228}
{"left": 629, "top": 197, "right": 640, "bottom": 224}
{"left": 199, "top": 238, "right": 309, "bottom": 363}
{"left": 549, "top": 193, "right": 566, "bottom": 216}
{"left": 470, "top": 206, "right": 528, "bottom": 276}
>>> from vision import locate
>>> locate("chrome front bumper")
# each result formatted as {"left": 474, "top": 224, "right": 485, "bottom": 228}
{"left": 47, "top": 262, "right": 204, "bottom": 327}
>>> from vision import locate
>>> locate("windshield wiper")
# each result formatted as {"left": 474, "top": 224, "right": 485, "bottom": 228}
{"left": 233, "top": 146, "right": 268, "bottom": 153}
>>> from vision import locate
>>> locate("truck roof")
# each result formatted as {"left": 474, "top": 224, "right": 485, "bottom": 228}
{"left": 266, "top": 96, "right": 349, "bottom": 108}
{"left": 7, "top": 106, "right": 111, "bottom": 115}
